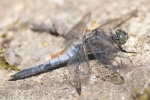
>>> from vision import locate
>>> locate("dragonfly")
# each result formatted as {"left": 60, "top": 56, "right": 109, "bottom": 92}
{"left": 9, "top": 10, "right": 137, "bottom": 95}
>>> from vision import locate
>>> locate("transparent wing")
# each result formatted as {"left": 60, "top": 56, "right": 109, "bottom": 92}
{"left": 64, "top": 12, "right": 91, "bottom": 45}
{"left": 91, "top": 60, "right": 124, "bottom": 84}
{"left": 67, "top": 45, "right": 90, "bottom": 95}
{"left": 97, "top": 9, "right": 137, "bottom": 30}
{"left": 88, "top": 29, "right": 133, "bottom": 74}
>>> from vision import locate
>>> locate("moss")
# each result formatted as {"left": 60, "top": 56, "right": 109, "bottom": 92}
{"left": 131, "top": 87, "right": 150, "bottom": 100}
{"left": 0, "top": 48, "right": 20, "bottom": 71}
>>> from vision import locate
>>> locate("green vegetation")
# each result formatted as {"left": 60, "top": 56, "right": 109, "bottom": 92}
{"left": 131, "top": 87, "right": 150, "bottom": 100}
{"left": 0, "top": 48, "right": 20, "bottom": 71}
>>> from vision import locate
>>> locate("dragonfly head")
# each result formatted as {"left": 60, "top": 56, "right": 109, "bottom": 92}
{"left": 115, "top": 29, "right": 128, "bottom": 46}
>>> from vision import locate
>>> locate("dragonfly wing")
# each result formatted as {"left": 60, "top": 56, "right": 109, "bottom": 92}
{"left": 64, "top": 13, "right": 91, "bottom": 45}
{"left": 98, "top": 9, "right": 137, "bottom": 30}
{"left": 91, "top": 60, "right": 124, "bottom": 84}
{"left": 88, "top": 29, "right": 133, "bottom": 74}
{"left": 67, "top": 45, "right": 90, "bottom": 95}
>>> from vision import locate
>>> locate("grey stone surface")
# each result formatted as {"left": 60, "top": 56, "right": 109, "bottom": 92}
{"left": 0, "top": 0, "right": 150, "bottom": 100}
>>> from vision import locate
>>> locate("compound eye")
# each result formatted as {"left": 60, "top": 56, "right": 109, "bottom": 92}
{"left": 115, "top": 29, "right": 128, "bottom": 45}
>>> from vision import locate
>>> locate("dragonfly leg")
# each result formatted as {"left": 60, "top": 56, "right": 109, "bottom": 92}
{"left": 76, "top": 86, "right": 81, "bottom": 95}
{"left": 118, "top": 45, "right": 137, "bottom": 53}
